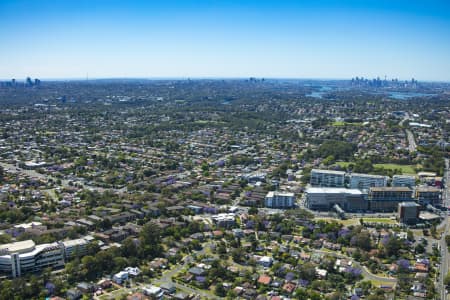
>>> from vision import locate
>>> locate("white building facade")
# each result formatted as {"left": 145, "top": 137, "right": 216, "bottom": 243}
{"left": 264, "top": 191, "right": 295, "bottom": 208}
{"left": 0, "top": 237, "right": 93, "bottom": 277}
{"left": 310, "top": 169, "right": 345, "bottom": 187}
{"left": 0, "top": 240, "right": 65, "bottom": 277}
{"left": 349, "top": 173, "right": 388, "bottom": 190}
{"left": 392, "top": 175, "right": 416, "bottom": 188}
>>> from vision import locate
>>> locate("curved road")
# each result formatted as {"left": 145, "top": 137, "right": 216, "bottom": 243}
{"left": 315, "top": 250, "right": 397, "bottom": 284}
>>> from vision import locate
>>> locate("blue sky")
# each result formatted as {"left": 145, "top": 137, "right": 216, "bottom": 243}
{"left": 0, "top": 0, "right": 449, "bottom": 81}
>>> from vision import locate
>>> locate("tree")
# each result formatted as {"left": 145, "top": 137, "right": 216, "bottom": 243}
{"left": 248, "top": 207, "right": 258, "bottom": 215}
{"left": 445, "top": 272, "right": 450, "bottom": 287}
{"left": 384, "top": 236, "right": 402, "bottom": 257}
{"left": 139, "top": 221, "right": 162, "bottom": 257}
{"left": 445, "top": 235, "right": 450, "bottom": 247}
{"left": 215, "top": 283, "right": 226, "bottom": 297}
{"left": 122, "top": 237, "right": 139, "bottom": 258}
{"left": 352, "top": 231, "right": 371, "bottom": 251}
{"left": 299, "top": 262, "right": 316, "bottom": 280}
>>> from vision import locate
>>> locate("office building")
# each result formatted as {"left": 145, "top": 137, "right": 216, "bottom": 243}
{"left": 0, "top": 240, "right": 65, "bottom": 277}
{"left": 349, "top": 173, "right": 388, "bottom": 190}
{"left": 264, "top": 191, "right": 295, "bottom": 208}
{"left": 305, "top": 187, "right": 367, "bottom": 211}
{"left": 310, "top": 169, "right": 345, "bottom": 187}
{"left": 0, "top": 236, "right": 93, "bottom": 277}
{"left": 398, "top": 202, "right": 420, "bottom": 224}
{"left": 392, "top": 175, "right": 416, "bottom": 188}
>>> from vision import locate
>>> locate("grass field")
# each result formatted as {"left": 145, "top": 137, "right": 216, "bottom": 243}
{"left": 336, "top": 161, "right": 351, "bottom": 168}
{"left": 335, "top": 162, "right": 416, "bottom": 174}
{"left": 315, "top": 217, "right": 360, "bottom": 226}
{"left": 332, "top": 121, "right": 362, "bottom": 126}
{"left": 373, "top": 163, "right": 416, "bottom": 174}
{"left": 362, "top": 218, "right": 397, "bottom": 224}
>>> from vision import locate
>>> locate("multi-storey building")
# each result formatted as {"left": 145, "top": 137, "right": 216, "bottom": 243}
{"left": 398, "top": 202, "right": 420, "bottom": 224}
{"left": 0, "top": 240, "right": 65, "bottom": 277}
{"left": 264, "top": 191, "right": 295, "bottom": 208}
{"left": 310, "top": 169, "right": 345, "bottom": 187}
{"left": 349, "top": 173, "right": 388, "bottom": 190}
{"left": 415, "top": 186, "right": 442, "bottom": 206}
{"left": 368, "top": 187, "right": 414, "bottom": 212}
{"left": 305, "top": 187, "right": 367, "bottom": 211}
{"left": 0, "top": 237, "right": 93, "bottom": 277}
{"left": 392, "top": 175, "right": 416, "bottom": 188}
{"left": 61, "top": 236, "right": 93, "bottom": 259}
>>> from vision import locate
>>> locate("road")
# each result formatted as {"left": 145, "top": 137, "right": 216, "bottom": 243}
{"left": 315, "top": 250, "right": 397, "bottom": 284}
{"left": 405, "top": 129, "right": 417, "bottom": 153}
{"left": 153, "top": 242, "right": 222, "bottom": 300}
{"left": 398, "top": 113, "right": 416, "bottom": 153}
{"left": 439, "top": 158, "right": 450, "bottom": 300}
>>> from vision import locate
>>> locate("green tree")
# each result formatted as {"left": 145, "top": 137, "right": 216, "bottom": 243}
{"left": 215, "top": 283, "right": 226, "bottom": 297}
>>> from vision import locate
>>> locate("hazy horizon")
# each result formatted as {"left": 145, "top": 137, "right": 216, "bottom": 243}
{"left": 1, "top": 0, "right": 450, "bottom": 81}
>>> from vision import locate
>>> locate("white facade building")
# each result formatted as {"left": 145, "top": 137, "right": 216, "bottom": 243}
{"left": 0, "top": 240, "right": 65, "bottom": 277}
{"left": 349, "top": 173, "right": 388, "bottom": 190}
{"left": 0, "top": 236, "right": 93, "bottom": 277}
{"left": 310, "top": 169, "right": 345, "bottom": 187}
{"left": 392, "top": 175, "right": 416, "bottom": 188}
{"left": 61, "top": 236, "right": 93, "bottom": 259}
{"left": 305, "top": 187, "right": 367, "bottom": 211}
{"left": 264, "top": 191, "right": 295, "bottom": 208}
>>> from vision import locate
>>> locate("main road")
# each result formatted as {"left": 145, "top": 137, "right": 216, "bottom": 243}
{"left": 439, "top": 158, "right": 450, "bottom": 300}
{"left": 405, "top": 129, "right": 417, "bottom": 153}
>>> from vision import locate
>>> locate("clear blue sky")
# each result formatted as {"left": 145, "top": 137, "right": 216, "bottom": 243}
{"left": 1, "top": 0, "right": 449, "bottom": 81}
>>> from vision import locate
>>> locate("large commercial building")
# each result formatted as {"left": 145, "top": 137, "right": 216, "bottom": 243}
{"left": 0, "top": 237, "right": 93, "bottom": 277}
{"left": 264, "top": 191, "right": 295, "bottom": 208}
{"left": 310, "top": 169, "right": 345, "bottom": 187}
{"left": 415, "top": 186, "right": 442, "bottom": 206}
{"left": 305, "top": 187, "right": 367, "bottom": 211}
{"left": 349, "top": 173, "right": 388, "bottom": 190}
{"left": 368, "top": 187, "right": 414, "bottom": 212}
{"left": 0, "top": 240, "right": 65, "bottom": 277}
{"left": 392, "top": 175, "right": 416, "bottom": 188}
{"left": 398, "top": 202, "right": 420, "bottom": 224}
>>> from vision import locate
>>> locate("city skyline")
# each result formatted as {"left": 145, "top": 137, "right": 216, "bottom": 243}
{"left": 1, "top": 0, "right": 450, "bottom": 81}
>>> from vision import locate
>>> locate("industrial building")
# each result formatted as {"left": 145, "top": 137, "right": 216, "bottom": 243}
{"left": 349, "top": 173, "right": 388, "bottom": 190}
{"left": 398, "top": 202, "right": 420, "bottom": 224}
{"left": 264, "top": 191, "right": 295, "bottom": 208}
{"left": 305, "top": 187, "right": 367, "bottom": 211}
{"left": 310, "top": 169, "right": 345, "bottom": 187}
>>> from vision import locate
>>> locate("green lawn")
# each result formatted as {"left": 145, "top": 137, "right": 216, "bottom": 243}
{"left": 335, "top": 162, "right": 416, "bottom": 174}
{"left": 315, "top": 217, "right": 360, "bottom": 226}
{"left": 332, "top": 121, "right": 363, "bottom": 126}
{"left": 373, "top": 163, "right": 416, "bottom": 174}
{"left": 362, "top": 218, "right": 397, "bottom": 224}
{"left": 336, "top": 161, "right": 351, "bottom": 168}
